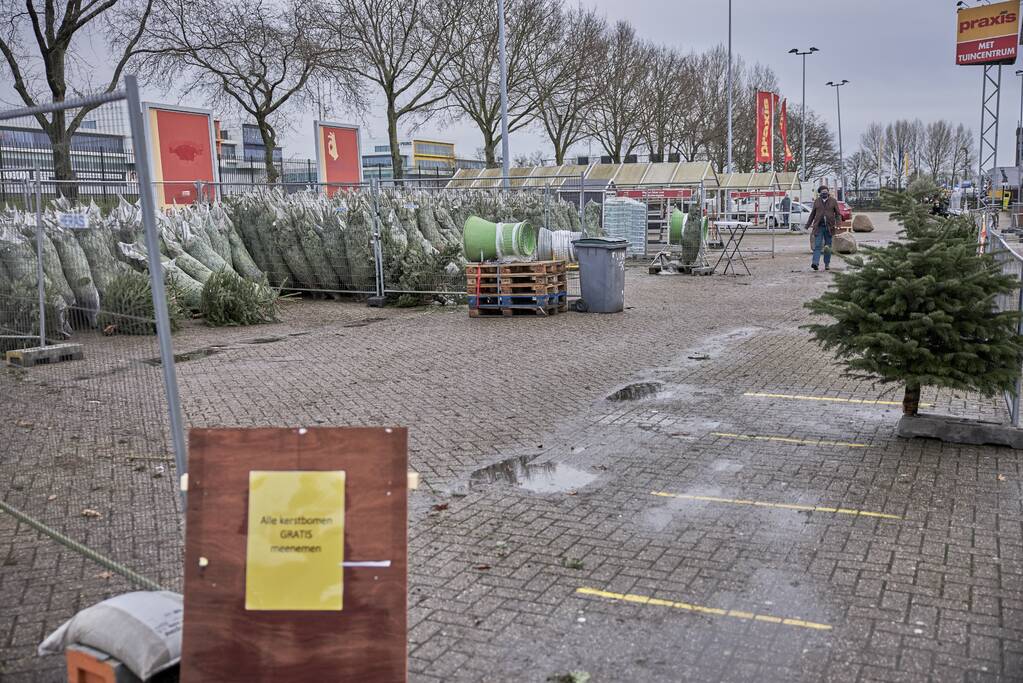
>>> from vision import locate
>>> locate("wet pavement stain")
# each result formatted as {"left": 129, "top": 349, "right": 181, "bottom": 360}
{"left": 606, "top": 381, "right": 664, "bottom": 402}
{"left": 143, "top": 346, "right": 228, "bottom": 366}
{"left": 342, "top": 317, "right": 387, "bottom": 328}
{"left": 470, "top": 455, "right": 598, "bottom": 493}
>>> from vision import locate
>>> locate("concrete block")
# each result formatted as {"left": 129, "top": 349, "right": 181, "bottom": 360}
{"left": 5, "top": 343, "right": 83, "bottom": 368}
{"left": 897, "top": 413, "right": 1023, "bottom": 449}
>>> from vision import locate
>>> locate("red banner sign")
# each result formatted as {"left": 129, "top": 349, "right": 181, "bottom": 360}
{"left": 316, "top": 122, "right": 362, "bottom": 196}
{"left": 780, "top": 99, "right": 793, "bottom": 169}
{"left": 730, "top": 191, "right": 787, "bottom": 199}
{"left": 615, "top": 188, "right": 693, "bottom": 200}
{"left": 145, "top": 105, "right": 218, "bottom": 208}
{"left": 755, "top": 91, "right": 774, "bottom": 164}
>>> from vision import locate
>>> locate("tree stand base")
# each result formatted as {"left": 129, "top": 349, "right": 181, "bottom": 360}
{"left": 897, "top": 413, "right": 1023, "bottom": 449}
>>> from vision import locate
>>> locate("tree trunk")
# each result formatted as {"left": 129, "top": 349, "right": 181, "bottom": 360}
{"left": 386, "top": 102, "right": 403, "bottom": 181}
{"left": 902, "top": 382, "right": 921, "bottom": 416}
{"left": 483, "top": 129, "right": 498, "bottom": 168}
{"left": 51, "top": 141, "right": 77, "bottom": 199}
{"left": 257, "top": 121, "right": 279, "bottom": 185}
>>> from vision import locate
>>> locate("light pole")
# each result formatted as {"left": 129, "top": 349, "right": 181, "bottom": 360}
{"left": 1015, "top": 69, "right": 1023, "bottom": 167}
{"left": 827, "top": 80, "right": 849, "bottom": 200}
{"left": 726, "top": 0, "right": 733, "bottom": 173}
{"left": 789, "top": 47, "right": 818, "bottom": 183}
{"left": 497, "top": 0, "right": 510, "bottom": 189}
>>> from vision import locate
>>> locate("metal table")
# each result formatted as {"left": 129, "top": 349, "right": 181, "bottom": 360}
{"left": 712, "top": 221, "right": 752, "bottom": 276}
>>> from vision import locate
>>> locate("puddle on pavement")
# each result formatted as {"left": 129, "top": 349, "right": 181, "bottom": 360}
{"left": 606, "top": 381, "right": 664, "bottom": 402}
{"left": 470, "top": 455, "right": 598, "bottom": 493}
{"left": 342, "top": 317, "right": 386, "bottom": 328}
{"left": 143, "top": 346, "right": 227, "bottom": 366}
{"left": 247, "top": 336, "right": 287, "bottom": 344}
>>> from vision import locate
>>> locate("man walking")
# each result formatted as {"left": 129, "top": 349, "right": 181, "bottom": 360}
{"left": 780, "top": 194, "right": 792, "bottom": 230}
{"left": 805, "top": 185, "right": 840, "bottom": 271}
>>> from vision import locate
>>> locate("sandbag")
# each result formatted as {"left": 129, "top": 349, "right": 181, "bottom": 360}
{"left": 38, "top": 591, "right": 183, "bottom": 681}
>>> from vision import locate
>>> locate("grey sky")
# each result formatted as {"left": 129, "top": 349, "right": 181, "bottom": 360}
{"left": 1, "top": 0, "right": 1016, "bottom": 168}
{"left": 329, "top": 0, "right": 1019, "bottom": 167}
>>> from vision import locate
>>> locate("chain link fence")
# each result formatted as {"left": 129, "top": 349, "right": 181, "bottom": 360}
{"left": 982, "top": 220, "right": 1023, "bottom": 426}
{"left": 1, "top": 82, "right": 188, "bottom": 679}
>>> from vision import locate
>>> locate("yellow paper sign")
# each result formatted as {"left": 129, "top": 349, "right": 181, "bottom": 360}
{"left": 245, "top": 470, "right": 345, "bottom": 611}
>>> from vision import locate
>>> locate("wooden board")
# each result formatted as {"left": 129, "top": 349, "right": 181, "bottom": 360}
{"left": 182, "top": 427, "right": 407, "bottom": 683}
{"left": 465, "top": 260, "right": 566, "bottom": 275}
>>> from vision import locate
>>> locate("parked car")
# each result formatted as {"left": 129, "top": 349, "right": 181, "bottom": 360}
{"left": 837, "top": 201, "right": 852, "bottom": 222}
{"left": 765, "top": 200, "right": 812, "bottom": 228}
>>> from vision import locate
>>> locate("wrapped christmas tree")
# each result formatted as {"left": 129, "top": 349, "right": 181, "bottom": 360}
{"left": 804, "top": 188, "right": 1023, "bottom": 416}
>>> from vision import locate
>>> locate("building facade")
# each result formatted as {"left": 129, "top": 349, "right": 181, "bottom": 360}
{"left": 362, "top": 138, "right": 483, "bottom": 179}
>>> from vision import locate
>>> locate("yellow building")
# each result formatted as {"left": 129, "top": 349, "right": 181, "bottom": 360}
{"left": 411, "top": 139, "right": 455, "bottom": 173}
{"left": 363, "top": 138, "right": 470, "bottom": 179}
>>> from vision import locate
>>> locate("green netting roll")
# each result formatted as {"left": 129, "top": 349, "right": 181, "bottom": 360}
{"left": 669, "top": 209, "right": 687, "bottom": 245}
{"left": 462, "top": 215, "right": 536, "bottom": 261}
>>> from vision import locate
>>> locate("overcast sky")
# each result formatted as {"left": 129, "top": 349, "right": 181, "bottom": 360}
{"left": 322, "top": 0, "right": 1021, "bottom": 166}
{"left": 2, "top": 0, "right": 1018, "bottom": 167}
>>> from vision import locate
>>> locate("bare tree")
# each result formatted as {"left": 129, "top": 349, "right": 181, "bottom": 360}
{"left": 788, "top": 109, "right": 838, "bottom": 180}
{"left": 442, "top": 0, "right": 560, "bottom": 167}
{"left": 637, "top": 47, "right": 689, "bottom": 159}
{"left": 327, "top": 0, "right": 466, "bottom": 180}
{"left": 845, "top": 150, "right": 870, "bottom": 196}
{"left": 512, "top": 149, "right": 547, "bottom": 166}
{"left": 859, "top": 122, "right": 886, "bottom": 187}
{"left": 949, "top": 123, "right": 974, "bottom": 185}
{"left": 141, "top": 0, "right": 350, "bottom": 183}
{"left": 587, "top": 21, "right": 649, "bottom": 162}
{"left": 885, "top": 120, "right": 920, "bottom": 189}
{"left": 528, "top": 5, "right": 605, "bottom": 165}
{"left": 0, "top": 0, "right": 153, "bottom": 184}
{"left": 672, "top": 46, "right": 728, "bottom": 162}
{"left": 923, "top": 120, "right": 955, "bottom": 183}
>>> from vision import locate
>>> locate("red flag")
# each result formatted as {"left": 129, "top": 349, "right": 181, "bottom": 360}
{"left": 755, "top": 91, "right": 774, "bottom": 164}
{"left": 780, "top": 99, "right": 793, "bottom": 169}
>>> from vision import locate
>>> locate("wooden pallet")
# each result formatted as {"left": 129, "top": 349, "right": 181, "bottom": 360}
{"left": 466, "top": 276, "right": 567, "bottom": 295}
{"left": 468, "top": 290, "right": 568, "bottom": 318}
{"left": 469, "top": 302, "right": 569, "bottom": 317}
{"left": 5, "top": 343, "right": 84, "bottom": 368}
{"left": 465, "top": 260, "right": 567, "bottom": 276}
{"left": 467, "top": 272, "right": 567, "bottom": 285}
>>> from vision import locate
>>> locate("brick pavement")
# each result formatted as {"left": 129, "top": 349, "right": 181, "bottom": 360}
{"left": 1, "top": 214, "right": 1021, "bottom": 681}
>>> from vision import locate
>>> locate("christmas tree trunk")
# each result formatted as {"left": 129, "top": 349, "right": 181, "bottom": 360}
{"left": 902, "top": 382, "right": 921, "bottom": 416}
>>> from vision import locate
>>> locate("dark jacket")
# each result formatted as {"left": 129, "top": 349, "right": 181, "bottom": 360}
{"left": 805, "top": 196, "right": 841, "bottom": 236}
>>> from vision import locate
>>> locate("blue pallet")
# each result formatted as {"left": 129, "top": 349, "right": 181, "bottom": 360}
{"left": 469, "top": 291, "right": 566, "bottom": 309}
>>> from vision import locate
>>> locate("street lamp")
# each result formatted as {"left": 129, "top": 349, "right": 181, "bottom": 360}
{"left": 789, "top": 47, "right": 819, "bottom": 183}
{"left": 497, "top": 0, "right": 510, "bottom": 189}
{"left": 826, "top": 80, "right": 849, "bottom": 200}
{"left": 727, "top": 0, "right": 733, "bottom": 173}
{"left": 1016, "top": 69, "right": 1023, "bottom": 126}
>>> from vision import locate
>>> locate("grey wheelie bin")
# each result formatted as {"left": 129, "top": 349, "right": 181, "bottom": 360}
{"left": 571, "top": 237, "right": 628, "bottom": 313}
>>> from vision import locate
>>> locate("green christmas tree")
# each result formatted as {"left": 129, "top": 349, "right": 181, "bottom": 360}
{"left": 804, "top": 188, "right": 1023, "bottom": 415}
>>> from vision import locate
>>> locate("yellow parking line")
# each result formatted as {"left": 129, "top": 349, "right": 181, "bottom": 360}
{"left": 650, "top": 491, "right": 901, "bottom": 520}
{"left": 743, "top": 391, "right": 931, "bottom": 408}
{"left": 711, "top": 431, "right": 868, "bottom": 448}
{"left": 575, "top": 587, "right": 833, "bottom": 631}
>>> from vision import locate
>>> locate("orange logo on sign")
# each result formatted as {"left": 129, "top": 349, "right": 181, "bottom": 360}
{"left": 327, "top": 131, "right": 339, "bottom": 161}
